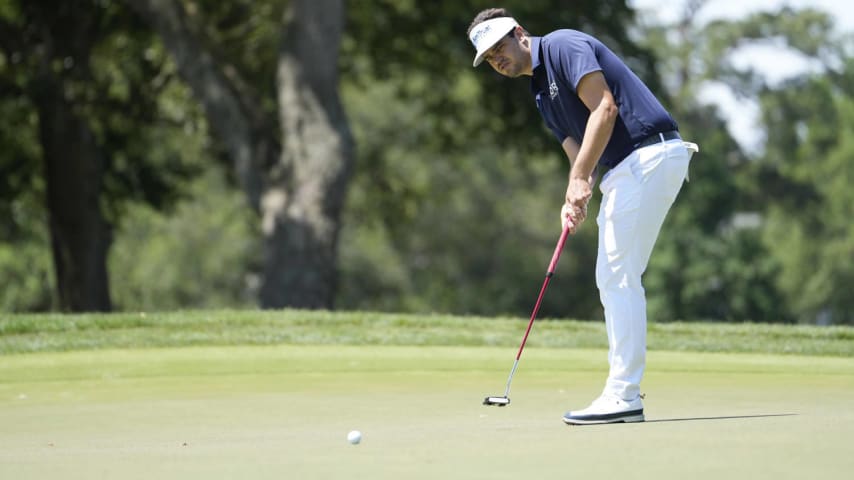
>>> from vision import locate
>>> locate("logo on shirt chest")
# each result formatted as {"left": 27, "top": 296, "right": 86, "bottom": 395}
{"left": 549, "top": 81, "right": 559, "bottom": 99}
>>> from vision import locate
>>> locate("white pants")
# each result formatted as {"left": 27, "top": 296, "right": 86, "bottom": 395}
{"left": 595, "top": 138, "right": 691, "bottom": 401}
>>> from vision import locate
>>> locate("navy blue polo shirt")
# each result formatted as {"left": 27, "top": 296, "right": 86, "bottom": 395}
{"left": 530, "top": 31, "right": 678, "bottom": 168}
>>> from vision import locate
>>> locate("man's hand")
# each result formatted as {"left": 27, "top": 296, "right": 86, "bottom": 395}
{"left": 562, "top": 177, "right": 591, "bottom": 233}
{"left": 558, "top": 71, "right": 615, "bottom": 234}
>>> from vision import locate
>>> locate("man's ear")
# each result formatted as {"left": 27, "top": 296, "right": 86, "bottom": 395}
{"left": 514, "top": 26, "right": 528, "bottom": 45}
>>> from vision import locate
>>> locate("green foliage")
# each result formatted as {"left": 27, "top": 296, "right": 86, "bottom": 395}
{"left": 0, "top": 215, "right": 53, "bottom": 312}
{"left": 180, "top": 0, "right": 284, "bottom": 117}
{"left": 641, "top": 104, "right": 788, "bottom": 322}
{"left": 726, "top": 8, "right": 853, "bottom": 324}
{"left": 338, "top": 72, "right": 601, "bottom": 317}
{"left": 755, "top": 71, "right": 854, "bottom": 324}
{"left": 91, "top": 27, "right": 204, "bottom": 219}
{"left": 0, "top": 87, "right": 52, "bottom": 311}
{"left": 0, "top": 0, "right": 222, "bottom": 311}
{"left": 109, "top": 166, "right": 260, "bottom": 311}
{"left": 1, "top": 0, "right": 851, "bottom": 323}
{"left": 0, "top": 0, "right": 202, "bottom": 218}
{"left": 637, "top": 5, "right": 854, "bottom": 324}
{"left": 696, "top": 7, "right": 837, "bottom": 96}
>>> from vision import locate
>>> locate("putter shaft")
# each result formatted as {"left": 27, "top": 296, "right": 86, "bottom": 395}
{"left": 484, "top": 226, "right": 571, "bottom": 406}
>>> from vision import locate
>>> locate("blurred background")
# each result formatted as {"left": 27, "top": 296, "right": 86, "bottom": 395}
{"left": 0, "top": 0, "right": 851, "bottom": 324}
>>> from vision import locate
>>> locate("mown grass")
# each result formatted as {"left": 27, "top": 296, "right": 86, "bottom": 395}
{"left": 3, "top": 344, "right": 853, "bottom": 480}
{"left": 1, "top": 309, "right": 852, "bottom": 356}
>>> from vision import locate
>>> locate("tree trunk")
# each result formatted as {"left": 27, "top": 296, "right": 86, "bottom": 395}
{"left": 28, "top": 2, "right": 113, "bottom": 311}
{"left": 34, "top": 86, "right": 113, "bottom": 312}
{"left": 33, "top": 73, "right": 112, "bottom": 312}
{"left": 260, "top": 0, "right": 354, "bottom": 308}
{"left": 124, "top": 0, "right": 354, "bottom": 309}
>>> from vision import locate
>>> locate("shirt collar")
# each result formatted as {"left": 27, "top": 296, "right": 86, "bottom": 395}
{"left": 529, "top": 36, "right": 547, "bottom": 95}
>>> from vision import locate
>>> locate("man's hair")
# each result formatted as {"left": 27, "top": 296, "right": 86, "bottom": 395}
{"left": 467, "top": 8, "right": 512, "bottom": 35}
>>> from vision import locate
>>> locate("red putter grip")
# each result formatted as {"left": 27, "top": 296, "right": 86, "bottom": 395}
{"left": 547, "top": 225, "right": 571, "bottom": 275}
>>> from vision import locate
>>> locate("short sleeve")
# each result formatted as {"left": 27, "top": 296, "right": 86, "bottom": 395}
{"left": 546, "top": 122, "right": 567, "bottom": 144}
{"left": 548, "top": 36, "right": 602, "bottom": 91}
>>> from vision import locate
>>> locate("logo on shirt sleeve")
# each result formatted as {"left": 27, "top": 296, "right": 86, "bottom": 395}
{"left": 549, "top": 81, "right": 559, "bottom": 99}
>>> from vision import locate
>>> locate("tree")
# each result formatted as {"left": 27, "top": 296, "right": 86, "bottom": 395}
{"left": 0, "top": 2, "right": 113, "bottom": 310}
{"left": 717, "top": 7, "right": 853, "bottom": 324}
{"left": 0, "top": 0, "right": 195, "bottom": 311}
{"left": 757, "top": 62, "right": 854, "bottom": 324}
{"left": 638, "top": 2, "right": 852, "bottom": 323}
{"left": 123, "top": 0, "right": 354, "bottom": 309}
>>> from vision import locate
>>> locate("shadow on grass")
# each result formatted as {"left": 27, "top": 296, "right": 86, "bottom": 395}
{"left": 646, "top": 413, "right": 798, "bottom": 423}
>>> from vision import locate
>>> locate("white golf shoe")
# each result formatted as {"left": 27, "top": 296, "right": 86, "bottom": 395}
{"left": 562, "top": 393, "right": 645, "bottom": 425}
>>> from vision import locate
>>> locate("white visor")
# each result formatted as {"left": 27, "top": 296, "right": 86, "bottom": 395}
{"left": 469, "top": 17, "right": 518, "bottom": 67}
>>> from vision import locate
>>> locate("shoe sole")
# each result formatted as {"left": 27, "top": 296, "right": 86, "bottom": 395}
{"left": 562, "top": 411, "right": 645, "bottom": 425}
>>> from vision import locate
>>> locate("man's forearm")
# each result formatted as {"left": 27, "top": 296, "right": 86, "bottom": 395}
{"left": 571, "top": 106, "right": 615, "bottom": 180}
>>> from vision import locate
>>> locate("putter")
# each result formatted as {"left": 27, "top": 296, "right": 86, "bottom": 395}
{"left": 483, "top": 224, "right": 571, "bottom": 407}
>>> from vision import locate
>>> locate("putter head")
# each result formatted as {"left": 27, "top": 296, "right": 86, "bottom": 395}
{"left": 483, "top": 396, "right": 510, "bottom": 407}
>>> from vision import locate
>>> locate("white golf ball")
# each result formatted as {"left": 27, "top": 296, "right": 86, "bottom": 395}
{"left": 347, "top": 430, "right": 362, "bottom": 445}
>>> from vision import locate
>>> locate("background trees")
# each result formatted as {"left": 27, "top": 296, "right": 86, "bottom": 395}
{"left": 0, "top": 0, "right": 850, "bottom": 324}
{"left": 0, "top": 0, "right": 199, "bottom": 311}
{"left": 124, "top": 0, "right": 354, "bottom": 309}
{"left": 638, "top": 3, "right": 854, "bottom": 324}
{"left": 756, "top": 51, "right": 854, "bottom": 324}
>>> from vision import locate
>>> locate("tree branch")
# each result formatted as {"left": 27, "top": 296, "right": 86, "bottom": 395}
{"left": 122, "top": 0, "right": 273, "bottom": 210}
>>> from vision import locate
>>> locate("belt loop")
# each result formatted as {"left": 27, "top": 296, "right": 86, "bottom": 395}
{"left": 659, "top": 132, "right": 665, "bottom": 144}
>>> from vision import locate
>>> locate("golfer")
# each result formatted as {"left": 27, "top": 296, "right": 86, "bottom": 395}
{"left": 468, "top": 8, "right": 695, "bottom": 424}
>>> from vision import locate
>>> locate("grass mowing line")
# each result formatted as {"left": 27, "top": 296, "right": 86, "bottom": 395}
{"left": 1, "top": 309, "right": 853, "bottom": 356}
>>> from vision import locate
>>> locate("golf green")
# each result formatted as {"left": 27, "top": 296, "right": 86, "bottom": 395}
{"left": 1, "top": 345, "right": 852, "bottom": 479}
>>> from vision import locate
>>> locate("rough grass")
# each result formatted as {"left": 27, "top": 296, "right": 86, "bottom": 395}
{"left": 1, "top": 309, "right": 852, "bottom": 356}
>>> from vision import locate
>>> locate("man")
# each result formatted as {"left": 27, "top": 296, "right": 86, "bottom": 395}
{"left": 467, "top": 8, "right": 697, "bottom": 425}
